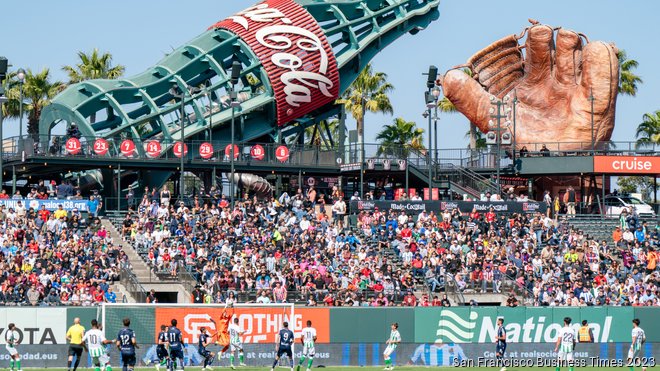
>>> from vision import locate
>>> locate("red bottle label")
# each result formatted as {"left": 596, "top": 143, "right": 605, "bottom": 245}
{"left": 210, "top": 0, "right": 340, "bottom": 127}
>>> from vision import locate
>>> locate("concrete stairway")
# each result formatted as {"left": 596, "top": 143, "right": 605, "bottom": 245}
{"left": 101, "top": 218, "right": 160, "bottom": 283}
{"left": 108, "top": 281, "right": 136, "bottom": 303}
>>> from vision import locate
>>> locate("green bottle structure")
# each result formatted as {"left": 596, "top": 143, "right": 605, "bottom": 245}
{"left": 38, "top": 0, "right": 440, "bottom": 193}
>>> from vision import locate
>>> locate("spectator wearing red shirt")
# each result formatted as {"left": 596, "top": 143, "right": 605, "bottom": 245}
{"left": 431, "top": 295, "right": 442, "bottom": 306}
{"left": 485, "top": 207, "right": 496, "bottom": 223}
{"left": 400, "top": 226, "right": 412, "bottom": 240}
{"left": 402, "top": 291, "right": 417, "bottom": 306}
{"left": 38, "top": 206, "right": 50, "bottom": 222}
{"left": 0, "top": 189, "right": 9, "bottom": 199}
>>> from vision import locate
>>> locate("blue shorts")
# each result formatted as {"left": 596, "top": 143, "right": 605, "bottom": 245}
{"left": 157, "top": 347, "right": 169, "bottom": 360}
{"left": 199, "top": 348, "right": 211, "bottom": 358}
{"left": 277, "top": 347, "right": 293, "bottom": 358}
{"left": 169, "top": 348, "right": 184, "bottom": 360}
{"left": 121, "top": 352, "right": 136, "bottom": 366}
{"left": 496, "top": 343, "right": 507, "bottom": 356}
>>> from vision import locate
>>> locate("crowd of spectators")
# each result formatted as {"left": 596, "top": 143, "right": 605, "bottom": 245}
{"left": 0, "top": 180, "right": 120, "bottom": 306}
{"left": 120, "top": 184, "right": 660, "bottom": 307}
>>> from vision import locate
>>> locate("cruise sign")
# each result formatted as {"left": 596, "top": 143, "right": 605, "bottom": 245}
{"left": 593, "top": 156, "right": 660, "bottom": 175}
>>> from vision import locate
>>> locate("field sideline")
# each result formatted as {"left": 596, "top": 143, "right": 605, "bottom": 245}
{"left": 9, "top": 368, "right": 652, "bottom": 371}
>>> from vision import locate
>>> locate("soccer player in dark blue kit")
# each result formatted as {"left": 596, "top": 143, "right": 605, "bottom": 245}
{"left": 116, "top": 318, "right": 139, "bottom": 371}
{"left": 271, "top": 322, "right": 295, "bottom": 371}
{"left": 494, "top": 317, "right": 507, "bottom": 370}
{"left": 153, "top": 325, "right": 169, "bottom": 371}
{"left": 167, "top": 319, "right": 184, "bottom": 371}
{"left": 198, "top": 327, "right": 216, "bottom": 371}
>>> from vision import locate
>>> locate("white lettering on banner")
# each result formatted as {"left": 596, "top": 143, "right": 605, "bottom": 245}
{"left": 0, "top": 308, "right": 66, "bottom": 345}
{"left": 478, "top": 316, "right": 612, "bottom": 343}
{"left": 184, "top": 314, "right": 216, "bottom": 344}
{"left": 611, "top": 158, "right": 653, "bottom": 171}
{"left": 226, "top": 2, "right": 334, "bottom": 111}
{"left": 0, "top": 199, "right": 89, "bottom": 212}
{"left": 230, "top": 4, "right": 291, "bottom": 30}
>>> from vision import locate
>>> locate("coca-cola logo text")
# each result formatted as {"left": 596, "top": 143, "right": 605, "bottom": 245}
{"left": 212, "top": 0, "right": 339, "bottom": 126}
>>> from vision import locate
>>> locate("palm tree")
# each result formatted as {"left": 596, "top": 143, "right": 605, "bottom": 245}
{"left": 62, "top": 49, "right": 125, "bottom": 83}
{"left": 375, "top": 117, "right": 425, "bottom": 158}
{"left": 635, "top": 111, "right": 660, "bottom": 148}
{"left": 617, "top": 50, "right": 643, "bottom": 96}
{"left": 337, "top": 63, "right": 393, "bottom": 147}
{"left": 62, "top": 49, "right": 125, "bottom": 124}
{"left": 3, "top": 68, "right": 64, "bottom": 140}
{"left": 304, "top": 119, "right": 343, "bottom": 149}
{"left": 464, "top": 129, "right": 487, "bottom": 149}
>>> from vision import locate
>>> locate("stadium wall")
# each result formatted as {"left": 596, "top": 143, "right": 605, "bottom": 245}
{"left": 2, "top": 307, "right": 660, "bottom": 367}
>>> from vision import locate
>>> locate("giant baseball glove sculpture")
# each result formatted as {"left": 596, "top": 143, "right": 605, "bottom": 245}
{"left": 441, "top": 21, "right": 619, "bottom": 150}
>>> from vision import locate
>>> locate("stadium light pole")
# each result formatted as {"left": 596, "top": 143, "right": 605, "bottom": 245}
{"left": 16, "top": 68, "right": 25, "bottom": 153}
{"left": 0, "top": 57, "right": 8, "bottom": 190}
{"left": 512, "top": 90, "right": 518, "bottom": 165}
{"left": 205, "top": 88, "right": 219, "bottom": 187}
{"left": 170, "top": 83, "right": 202, "bottom": 202}
{"left": 589, "top": 89, "right": 595, "bottom": 155}
{"left": 229, "top": 60, "right": 242, "bottom": 209}
{"left": 424, "top": 66, "right": 438, "bottom": 199}
{"left": 432, "top": 87, "right": 441, "bottom": 165}
{"left": 360, "top": 95, "right": 367, "bottom": 200}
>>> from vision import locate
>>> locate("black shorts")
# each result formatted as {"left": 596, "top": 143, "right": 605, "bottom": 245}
{"left": 68, "top": 344, "right": 84, "bottom": 357}
{"left": 121, "top": 352, "right": 137, "bottom": 366}
{"left": 170, "top": 348, "right": 184, "bottom": 360}
{"left": 199, "top": 348, "right": 211, "bottom": 358}
{"left": 496, "top": 343, "right": 507, "bottom": 356}
{"left": 157, "top": 347, "right": 169, "bottom": 360}
{"left": 277, "top": 347, "right": 293, "bottom": 358}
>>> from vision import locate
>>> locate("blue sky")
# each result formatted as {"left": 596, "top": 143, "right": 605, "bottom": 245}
{"left": 1, "top": 0, "right": 657, "bottom": 148}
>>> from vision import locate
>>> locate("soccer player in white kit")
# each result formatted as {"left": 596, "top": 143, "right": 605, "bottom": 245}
{"left": 5, "top": 323, "right": 21, "bottom": 371}
{"left": 297, "top": 320, "right": 317, "bottom": 371}
{"left": 553, "top": 317, "right": 576, "bottom": 371}
{"left": 627, "top": 318, "right": 647, "bottom": 371}
{"left": 82, "top": 319, "right": 113, "bottom": 371}
{"left": 228, "top": 318, "right": 246, "bottom": 369}
{"left": 383, "top": 323, "right": 401, "bottom": 371}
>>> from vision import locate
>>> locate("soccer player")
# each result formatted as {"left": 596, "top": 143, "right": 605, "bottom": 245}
{"left": 297, "top": 320, "right": 317, "bottom": 371}
{"left": 5, "top": 323, "right": 21, "bottom": 371}
{"left": 494, "top": 317, "right": 507, "bottom": 369}
{"left": 198, "top": 327, "right": 216, "bottom": 371}
{"left": 271, "top": 322, "right": 295, "bottom": 371}
{"left": 66, "top": 317, "right": 86, "bottom": 371}
{"left": 212, "top": 307, "right": 234, "bottom": 354}
{"left": 116, "top": 317, "right": 138, "bottom": 371}
{"left": 554, "top": 317, "right": 576, "bottom": 371}
{"left": 83, "top": 319, "right": 113, "bottom": 371}
{"left": 383, "top": 323, "right": 401, "bottom": 371}
{"left": 228, "top": 318, "right": 246, "bottom": 369}
{"left": 627, "top": 318, "right": 647, "bottom": 371}
{"left": 167, "top": 319, "right": 184, "bottom": 371}
{"left": 152, "top": 325, "right": 170, "bottom": 371}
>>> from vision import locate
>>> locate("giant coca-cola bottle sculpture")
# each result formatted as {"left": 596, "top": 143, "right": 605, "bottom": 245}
{"left": 39, "top": 0, "right": 439, "bottom": 192}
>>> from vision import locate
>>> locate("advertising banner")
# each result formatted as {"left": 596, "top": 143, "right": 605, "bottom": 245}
{"left": 7, "top": 343, "right": 660, "bottom": 368}
{"left": 439, "top": 200, "right": 548, "bottom": 214}
{"left": 0, "top": 308, "right": 67, "bottom": 345}
{"left": 350, "top": 200, "right": 546, "bottom": 214}
{"left": 594, "top": 156, "right": 660, "bottom": 175}
{"left": 415, "top": 307, "right": 631, "bottom": 344}
{"left": 0, "top": 199, "right": 89, "bottom": 211}
{"left": 330, "top": 308, "right": 414, "bottom": 343}
{"left": 154, "top": 307, "right": 329, "bottom": 345}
